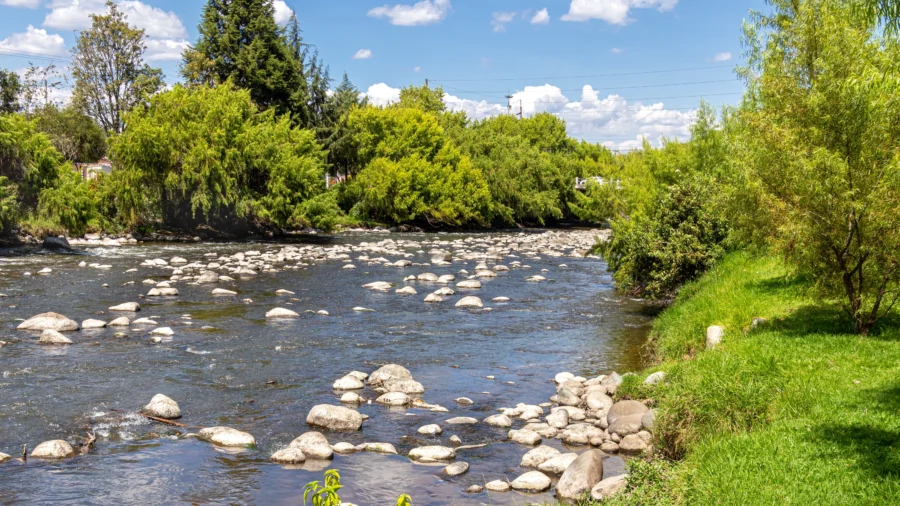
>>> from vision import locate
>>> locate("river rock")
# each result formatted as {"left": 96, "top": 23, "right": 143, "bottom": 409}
{"left": 109, "top": 302, "right": 140, "bottom": 312}
{"left": 483, "top": 414, "right": 512, "bottom": 428}
{"left": 607, "top": 400, "right": 649, "bottom": 425}
{"left": 31, "top": 440, "right": 74, "bottom": 459}
{"left": 644, "top": 371, "right": 667, "bottom": 385}
{"left": 42, "top": 236, "right": 72, "bottom": 251}
{"left": 465, "top": 485, "right": 483, "bottom": 494}
{"left": 455, "top": 296, "right": 483, "bottom": 308}
{"left": 424, "top": 294, "right": 443, "bottom": 303}
{"left": 199, "top": 427, "right": 256, "bottom": 447}
{"left": 332, "top": 442, "right": 357, "bottom": 454}
{"left": 642, "top": 409, "right": 656, "bottom": 430}
{"left": 485, "top": 480, "right": 510, "bottom": 492}
{"left": 408, "top": 445, "right": 455, "bottom": 462}
{"left": 363, "top": 281, "right": 392, "bottom": 291}
{"left": 508, "top": 429, "right": 541, "bottom": 445}
{"left": 547, "top": 409, "right": 569, "bottom": 429}
{"left": 109, "top": 317, "right": 130, "bottom": 327}
{"left": 384, "top": 378, "right": 425, "bottom": 394}
{"left": 591, "top": 475, "right": 628, "bottom": 501}
{"left": 446, "top": 417, "right": 478, "bottom": 425}
{"left": 557, "top": 449, "right": 604, "bottom": 499}
{"left": 81, "top": 319, "right": 107, "bottom": 329}
{"left": 357, "top": 442, "right": 398, "bottom": 455}
{"left": 17, "top": 312, "right": 80, "bottom": 332}
{"left": 454, "top": 397, "right": 474, "bottom": 405}
{"left": 416, "top": 424, "right": 442, "bottom": 437}
{"left": 197, "top": 271, "right": 220, "bottom": 284}
{"left": 368, "top": 364, "right": 412, "bottom": 385}
{"left": 707, "top": 325, "right": 724, "bottom": 349}
{"left": 266, "top": 308, "right": 299, "bottom": 318}
{"left": 396, "top": 286, "right": 417, "bottom": 295}
{"left": 585, "top": 391, "right": 614, "bottom": 412}
{"left": 456, "top": 280, "right": 481, "bottom": 289}
{"left": 150, "top": 327, "right": 175, "bottom": 337}
{"left": 537, "top": 452, "right": 579, "bottom": 475}
{"left": 39, "top": 329, "right": 73, "bottom": 345}
{"left": 340, "top": 392, "right": 361, "bottom": 404}
{"left": 375, "top": 392, "right": 410, "bottom": 406}
{"left": 0, "top": 452, "right": 10, "bottom": 463}
{"left": 520, "top": 445, "right": 561, "bottom": 468}
{"left": 290, "top": 432, "right": 334, "bottom": 459}
{"left": 443, "top": 461, "right": 469, "bottom": 476}
{"left": 333, "top": 375, "right": 365, "bottom": 390}
{"left": 212, "top": 288, "right": 237, "bottom": 296}
{"left": 142, "top": 394, "right": 181, "bottom": 419}
{"left": 510, "top": 471, "right": 551, "bottom": 492}
{"left": 275, "top": 289, "right": 295, "bottom": 295}
{"left": 557, "top": 386, "right": 581, "bottom": 407}
{"left": 147, "top": 287, "right": 179, "bottom": 297}
{"left": 307, "top": 405, "right": 363, "bottom": 431}
{"left": 348, "top": 371, "right": 369, "bottom": 381}
{"left": 271, "top": 447, "right": 306, "bottom": 464}
{"left": 619, "top": 433, "right": 649, "bottom": 454}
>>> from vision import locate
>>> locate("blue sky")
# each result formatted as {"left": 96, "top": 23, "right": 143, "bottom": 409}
{"left": 0, "top": 0, "right": 766, "bottom": 149}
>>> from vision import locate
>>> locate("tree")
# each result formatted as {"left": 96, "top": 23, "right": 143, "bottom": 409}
{"left": 0, "top": 69, "right": 22, "bottom": 114}
{"left": 397, "top": 83, "right": 446, "bottom": 113}
{"left": 321, "top": 73, "right": 365, "bottom": 176}
{"left": 854, "top": 0, "right": 900, "bottom": 34}
{"left": 184, "top": 0, "right": 305, "bottom": 119}
{"left": 108, "top": 84, "right": 328, "bottom": 232}
{"left": 733, "top": 0, "right": 900, "bottom": 334}
{"left": 32, "top": 105, "right": 107, "bottom": 162}
{"left": 71, "top": 1, "right": 164, "bottom": 134}
{"left": 20, "top": 64, "right": 64, "bottom": 112}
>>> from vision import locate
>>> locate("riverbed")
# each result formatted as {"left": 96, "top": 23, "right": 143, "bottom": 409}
{"left": 0, "top": 230, "right": 652, "bottom": 505}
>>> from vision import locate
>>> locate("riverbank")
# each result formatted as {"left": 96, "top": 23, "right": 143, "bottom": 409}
{"left": 604, "top": 252, "right": 900, "bottom": 505}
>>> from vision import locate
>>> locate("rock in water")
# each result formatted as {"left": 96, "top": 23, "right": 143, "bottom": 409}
{"left": 197, "top": 271, "right": 220, "bottom": 284}
{"left": 306, "top": 405, "right": 363, "bottom": 431}
{"left": 147, "top": 287, "right": 180, "bottom": 296}
{"left": 31, "top": 440, "right": 75, "bottom": 459}
{"left": 357, "top": 442, "right": 398, "bottom": 455}
{"left": 81, "top": 319, "right": 107, "bottom": 329}
{"left": 212, "top": 288, "right": 237, "bottom": 296}
{"left": 375, "top": 392, "right": 410, "bottom": 406}
{"left": 271, "top": 447, "right": 306, "bottom": 464}
{"left": 17, "top": 312, "right": 80, "bottom": 332}
{"left": 485, "top": 480, "right": 510, "bottom": 492}
{"left": 142, "top": 394, "right": 181, "bottom": 419}
{"left": 266, "top": 308, "right": 299, "bottom": 318}
{"left": 198, "top": 427, "right": 256, "bottom": 447}
{"left": 108, "top": 317, "right": 130, "bottom": 327}
{"left": 39, "top": 329, "right": 73, "bottom": 345}
{"left": 455, "top": 296, "right": 483, "bottom": 309}
{"left": 443, "top": 461, "right": 469, "bottom": 476}
{"left": 510, "top": 471, "right": 551, "bottom": 492}
{"left": 483, "top": 414, "right": 512, "bottom": 427}
{"left": 592, "top": 475, "right": 628, "bottom": 501}
{"left": 368, "top": 364, "right": 412, "bottom": 385}
{"left": 42, "top": 237, "right": 72, "bottom": 251}
{"left": 363, "top": 282, "right": 392, "bottom": 291}
{"left": 537, "top": 453, "right": 579, "bottom": 475}
{"left": 109, "top": 302, "right": 140, "bottom": 312}
{"left": 417, "top": 424, "right": 443, "bottom": 436}
{"left": 408, "top": 446, "right": 455, "bottom": 462}
{"left": 557, "top": 449, "right": 604, "bottom": 499}
{"left": 333, "top": 375, "right": 365, "bottom": 390}
{"left": 520, "top": 445, "right": 561, "bottom": 468}
{"left": 0, "top": 452, "right": 11, "bottom": 463}
{"left": 383, "top": 378, "right": 425, "bottom": 394}
{"left": 289, "top": 432, "right": 334, "bottom": 459}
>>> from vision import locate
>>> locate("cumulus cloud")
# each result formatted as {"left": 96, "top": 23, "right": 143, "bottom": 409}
{"left": 561, "top": 0, "right": 678, "bottom": 25}
{"left": 144, "top": 38, "right": 190, "bottom": 61}
{"left": 363, "top": 81, "right": 696, "bottom": 148}
{"left": 1, "top": 0, "right": 41, "bottom": 8}
{"left": 413, "top": 66, "right": 421, "bottom": 72}
{"left": 0, "top": 25, "right": 67, "bottom": 56}
{"left": 610, "top": 47, "right": 623, "bottom": 54}
{"left": 491, "top": 12, "right": 516, "bottom": 32}
{"left": 273, "top": 0, "right": 293, "bottom": 24}
{"left": 353, "top": 49, "right": 373, "bottom": 60}
{"left": 44, "top": 0, "right": 187, "bottom": 39}
{"left": 531, "top": 8, "right": 550, "bottom": 25}
{"left": 713, "top": 51, "right": 732, "bottom": 62}
{"left": 368, "top": 0, "right": 451, "bottom": 26}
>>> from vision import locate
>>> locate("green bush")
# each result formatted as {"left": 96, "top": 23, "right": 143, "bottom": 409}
{"left": 37, "top": 169, "right": 98, "bottom": 237}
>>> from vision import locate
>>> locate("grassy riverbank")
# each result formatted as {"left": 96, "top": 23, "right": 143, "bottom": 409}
{"left": 608, "top": 252, "right": 900, "bottom": 505}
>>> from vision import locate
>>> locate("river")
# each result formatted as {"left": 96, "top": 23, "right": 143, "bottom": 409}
{"left": 0, "top": 230, "right": 652, "bottom": 505}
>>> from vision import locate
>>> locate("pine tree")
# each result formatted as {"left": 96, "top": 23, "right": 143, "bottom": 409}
{"left": 323, "top": 73, "right": 366, "bottom": 176}
{"left": 183, "top": 0, "right": 303, "bottom": 117}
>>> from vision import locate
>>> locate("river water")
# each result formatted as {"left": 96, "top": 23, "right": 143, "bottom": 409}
{"left": 0, "top": 231, "right": 652, "bottom": 505}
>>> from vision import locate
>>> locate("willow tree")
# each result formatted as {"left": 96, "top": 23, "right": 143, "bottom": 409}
{"left": 733, "top": 0, "right": 900, "bottom": 334}
{"left": 71, "top": 1, "right": 163, "bottom": 134}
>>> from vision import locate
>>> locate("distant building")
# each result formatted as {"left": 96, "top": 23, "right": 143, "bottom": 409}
{"left": 74, "top": 157, "right": 112, "bottom": 180}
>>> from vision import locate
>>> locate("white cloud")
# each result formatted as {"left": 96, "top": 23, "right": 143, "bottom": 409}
{"left": 353, "top": 48, "right": 373, "bottom": 60}
{"left": 1, "top": 0, "right": 41, "bottom": 8}
{"left": 491, "top": 12, "right": 516, "bottom": 32}
{"left": 368, "top": 0, "right": 451, "bottom": 26}
{"left": 144, "top": 38, "right": 190, "bottom": 61}
{"left": 413, "top": 66, "right": 421, "bottom": 72}
{"left": 44, "top": 0, "right": 187, "bottom": 39}
{"left": 273, "top": 0, "right": 293, "bottom": 24}
{"left": 610, "top": 47, "right": 623, "bottom": 54}
{"left": 362, "top": 81, "right": 696, "bottom": 149}
{"left": 531, "top": 8, "right": 550, "bottom": 25}
{"left": 0, "top": 25, "right": 67, "bottom": 56}
{"left": 561, "top": 0, "right": 678, "bottom": 25}
{"left": 362, "top": 83, "right": 401, "bottom": 107}
{"left": 713, "top": 51, "right": 732, "bottom": 62}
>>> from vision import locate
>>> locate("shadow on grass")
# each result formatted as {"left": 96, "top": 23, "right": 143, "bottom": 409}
{"left": 815, "top": 385, "right": 900, "bottom": 481}
{"left": 765, "top": 304, "right": 900, "bottom": 341}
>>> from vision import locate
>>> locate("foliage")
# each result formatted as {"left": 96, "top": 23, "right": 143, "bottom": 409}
{"left": 37, "top": 169, "right": 98, "bottom": 237}
{"left": 32, "top": 105, "right": 107, "bottom": 162}
{"left": 108, "top": 84, "right": 327, "bottom": 231}
{"left": 732, "top": 0, "right": 900, "bottom": 334}
{"left": 20, "top": 64, "right": 65, "bottom": 113}
{"left": 397, "top": 83, "right": 446, "bottom": 113}
{"left": 0, "top": 176, "right": 18, "bottom": 233}
{"left": 0, "top": 113, "right": 65, "bottom": 209}
{"left": 303, "top": 469, "right": 412, "bottom": 506}
{"left": 0, "top": 69, "right": 22, "bottom": 114}
{"left": 71, "top": 1, "right": 164, "bottom": 134}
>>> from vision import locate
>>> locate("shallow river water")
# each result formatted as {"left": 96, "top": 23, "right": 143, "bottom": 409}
{"left": 0, "top": 230, "right": 652, "bottom": 505}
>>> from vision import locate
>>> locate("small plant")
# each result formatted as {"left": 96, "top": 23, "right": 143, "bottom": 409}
{"left": 303, "top": 470, "right": 413, "bottom": 506}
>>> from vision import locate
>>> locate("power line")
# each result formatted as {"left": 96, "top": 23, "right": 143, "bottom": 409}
{"left": 0, "top": 49, "right": 72, "bottom": 63}
{"left": 430, "top": 64, "right": 736, "bottom": 83}
{"left": 444, "top": 78, "right": 738, "bottom": 96}
{"left": 445, "top": 90, "right": 741, "bottom": 104}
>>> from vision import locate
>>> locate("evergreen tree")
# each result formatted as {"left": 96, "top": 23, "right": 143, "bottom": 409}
{"left": 323, "top": 73, "right": 366, "bottom": 176}
{"left": 184, "top": 0, "right": 303, "bottom": 118}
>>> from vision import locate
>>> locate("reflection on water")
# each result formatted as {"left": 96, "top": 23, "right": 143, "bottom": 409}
{"left": 0, "top": 232, "right": 652, "bottom": 505}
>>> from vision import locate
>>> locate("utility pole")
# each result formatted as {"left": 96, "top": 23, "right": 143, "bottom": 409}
{"left": 425, "top": 78, "right": 429, "bottom": 88}
{"left": 505, "top": 94, "right": 513, "bottom": 115}
{"left": 518, "top": 100, "right": 523, "bottom": 120}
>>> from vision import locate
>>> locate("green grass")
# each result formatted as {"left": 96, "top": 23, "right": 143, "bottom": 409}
{"left": 606, "top": 252, "right": 900, "bottom": 505}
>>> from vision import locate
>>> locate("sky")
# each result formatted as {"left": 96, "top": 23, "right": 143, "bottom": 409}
{"left": 0, "top": 0, "right": 767, "bottom": 150}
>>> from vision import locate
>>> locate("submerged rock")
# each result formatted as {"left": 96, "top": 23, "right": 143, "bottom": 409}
{"left": 266, "top": 308, "right": 299, "bottom": 318}
{"left": 17, "top": 312, "right": 79, "bottom": 332}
